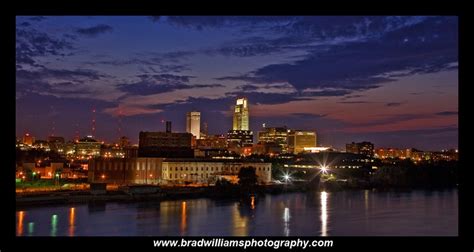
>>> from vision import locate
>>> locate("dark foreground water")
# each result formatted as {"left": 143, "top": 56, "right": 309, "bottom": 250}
{"left": 16, "top": 189, "right": 457, "bottom": 236}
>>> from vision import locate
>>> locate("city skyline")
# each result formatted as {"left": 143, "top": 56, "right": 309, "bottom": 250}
{"left": 16, "top": 16, "right": 458, "bottom": 150}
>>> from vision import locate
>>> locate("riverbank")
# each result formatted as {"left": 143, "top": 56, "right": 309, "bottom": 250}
{"left": 16, "top": 182, "right": 457, "bottom": 208}
{"left": 15, "top": 183, "right": 310, "bottom": 208}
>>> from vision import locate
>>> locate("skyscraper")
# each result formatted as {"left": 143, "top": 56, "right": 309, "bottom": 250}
{"left": 258, "top": 126, "right": 289, "bottom": 153}
{"left": 287, "top": 130, "right": 317, "bottom": 154}
{"left": 232, "top": 98, "right": 249, "bottom": 131}
{"left": 186, "top": 111, "right": 201, "bottom": 139}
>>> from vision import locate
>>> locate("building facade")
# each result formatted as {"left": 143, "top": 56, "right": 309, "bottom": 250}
{"left": 258, "top": 126, "right": 289, "bottom": 153}
{"left": 88, "top": 158, "right": 272, "bottom": 185}
{"left": 75, "top": 136, "right": 101, "bottom": 158}
{"left": 287, "top": 130, "right": 317, "bottom": 154}
{"left": 346, "top": 142, "right": 375, "bottom": 157}
{"left": 227, "top": 130, "right": 253, "bottom": 147}
{"left": 22, "top": 133, "right": 35, "bottom": 146}
{"left": 233, "top": 98, "right": 249, "bottom": 131}
{"left": 196, "top": 134, "right": 228, "bottom": 149}
{"left": 88, "top": 157, "right": 164, "bottom": 184}
{"left": 186, "top": 111, "right": 201, "bottom": 139}
{"left": 138, "top": 131, "right": 193, "bottom": 158}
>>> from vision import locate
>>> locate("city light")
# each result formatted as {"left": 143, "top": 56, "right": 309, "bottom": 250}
{"left": 282, "top": 171, "right": 293, "bottom": 184}
{"left": 320, "top": 165, "right": 328, "bottom": 173}
{"left": 13, "top": 16, "right": 459, "bottom": 238}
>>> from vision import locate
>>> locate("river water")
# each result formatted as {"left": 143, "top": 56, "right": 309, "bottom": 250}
{"left": 16, "top": 189, "right": 457, "bottom": 236}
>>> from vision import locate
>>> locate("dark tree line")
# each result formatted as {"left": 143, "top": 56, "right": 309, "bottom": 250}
{"left": 370, "top": 161, "right": 458, "bottom": 188}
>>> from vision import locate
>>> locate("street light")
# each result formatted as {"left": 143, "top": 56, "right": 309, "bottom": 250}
{"left": 282, "top": 171, "right": 292, "bottom": 184}
{"left": 55, "top": 173, "right": 60, "bottom": 187}
{"left": 320, "top": 165, "right": 328, "bottom": 174}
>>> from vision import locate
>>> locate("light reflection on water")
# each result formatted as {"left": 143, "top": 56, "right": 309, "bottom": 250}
{"left": 16, "top": 189, "right": 458, "bottom": 236}
{"left": 283, "top": 207, "right": 290, "bottom": 236}
{"left": 69, "top": 208, "right": 75, "bottom": 236}
{"left": 320, "top": 191, "right": 328, "bottom": 237}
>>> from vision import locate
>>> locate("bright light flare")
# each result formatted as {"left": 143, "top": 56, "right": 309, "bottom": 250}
{"left": 320, "top": 165, "right": 328, "bottom": 173}
{"left": 281, "top": 171, "right": 293, "bottom": 184}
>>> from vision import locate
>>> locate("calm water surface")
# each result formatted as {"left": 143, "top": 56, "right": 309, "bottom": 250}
{"left": 16, "top": 189, "right": 457, "bottom": 236}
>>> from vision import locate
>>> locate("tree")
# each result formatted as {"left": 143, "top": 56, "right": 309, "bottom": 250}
{"left": 238, "top": 167, "right": 258, "bottom": 188}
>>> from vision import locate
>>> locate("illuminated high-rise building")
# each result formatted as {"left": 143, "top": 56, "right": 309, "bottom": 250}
{"left": 186, "top": 111, "right": 201, "bottom": 139}
{"left": 287, "top": 130, "right": 317, "bottom": 154}
{"left": 232, "top": 98, "right": 249, "bottom": 131}
{"left": 258, "top": 126, "right": 289, "bottom": 153}
{"left": 346, "top": 141, "right": 374, "bottom": 157}
{"left": 22, "top": 133, "right": 35, "bottom": 146}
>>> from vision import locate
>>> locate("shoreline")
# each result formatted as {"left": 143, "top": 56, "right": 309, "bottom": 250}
{"left": 15, "top": 183, "right": 457, "bottom": 209}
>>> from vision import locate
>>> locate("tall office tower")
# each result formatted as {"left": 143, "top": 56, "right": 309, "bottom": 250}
{"left": 258, "top": 126, "right": 289, "bottom": 153}
{"left": 186, "top": 111, "right": 201, "bottom": 139}
{"left": 232, "top": 98, "right": 249, "bottom": 131}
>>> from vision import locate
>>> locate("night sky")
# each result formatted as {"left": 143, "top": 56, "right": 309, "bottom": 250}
{"left": 15, "top": 16, "right": 458, "bottom": 150}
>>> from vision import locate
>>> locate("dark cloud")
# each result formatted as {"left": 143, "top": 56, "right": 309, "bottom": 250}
{"left": 155, "top": 16, "right": 297, "bottom": 30}
{"left": 178, "top": 16, "right": 431, "bottom": 59}
{"left": 117, "top": 81, "right": 187, "bottom": 96}
{"left": 215, "top": 75, "right": 264, "bottom": 82}
{"left": 218, "top": 17, "right": 456, "bottom": 97}
{"left": 149, "top": 16, "right": 161, "bottom": 22}
{"left": 75, "top": 24, "right": 113, "bottom": 37}
{"left": 160, "top": 51, "right": 196, "bottom": 61}
{"left": 117, "top": 73, "right": 222, "bottom": 96}
{"left": 192, "top": 84, "right": 224, "bottom": 88}
{"left": 224, "top": 91, "right": 310, "bottom": 105}
{"left": 29, "top": 16, "right": 47, "bottom": 22}
{"left": 436, "top": 111, "right": 458, "bottom": 116}
{"left": 16, "top": 27, "right": 75, "bottom": 67}
{"left": 17, "top": 68, "right": 106, "bottom": 81}
{"left": 239, "top": 84, "right": 259, "bottom": 91}
{"left": 158, "top": 64, "right": 190, "bottom": 73}
{"left": 206, "top": 43, "right": 284, "bottom": 57}
{"left": 157, "top": 16, "right": 427, "bottom": 40}
{"left": 291, "top": 113, "right": 327, "bottom": 118}
{"left": 19, "top": 22, "right": 31, "bottom": 27}
{"left": 339, "top": 101, "right": 371, "bottom": 104}
{"left": 63, "top": 33, "right": 78, "bottom": 40}
{"left": 85, "top": 58, "right": 156, "bottom": 66}
{"left": 138, "top": 73, "right": 194, "bottom": 83}
{"left": 386, "top": 102, "right": 402, "bottom": 107}
{"left": 348, "top": 113, "right": 434, "bottom": 128}
{"left": 16, "top": 67, "right": 108, "bottom": 99}
{"left": 302, "top": 89, "right": 358, "bottom": 97}
{"left": 85, "top": 51, "right": 192, "bottom": 73}
{"left": 237, "top": 83, "right": 294, "bottom": 91}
